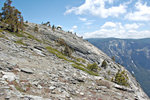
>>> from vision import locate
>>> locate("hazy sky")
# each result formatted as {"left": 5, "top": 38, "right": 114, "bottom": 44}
{"left": 0, "top": 0, "right": 150, "bottom": 39}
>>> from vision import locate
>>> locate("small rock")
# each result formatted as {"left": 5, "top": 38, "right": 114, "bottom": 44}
{"left": 0, "top": 86, "right": 10, "bottom": 89}
{"left": 49, "top": 86, "right": 56, "bottom": 90}
{"left": 24, "top": 95, "right": 43, "bottom": 100}
{"left": 75, "top": 77, "right": 84, "bottom": 83}
{"left": 0, "top": 92, "right": 4, "bottom": 96}
{"left": 0, "top": 80, "right": 8, "bottom": 85}
{"left": 114, "top": 84, "right": 134, "bottom": 93}
{"left": 5, "top": 94, "right": 10, "bottom": 100}
{"left": 21, "top": 68, "right": 33, "bottom": 74}
{"left": 62, "top": 91, "right": 70, "bottom": 98}
{"left": 68, "top": 88, "right": 76, "bottom": 95}
{"left": 32, "top": 81, "right": 39, "bottom": 86}
{"left": 80, "top": 92, "right": 84, "bottom": 96}
{"left": 94, "top": 76, "right": 104, "bottom": 80}
{"left": 34, "top": 46, "right": 44, "bottom": 51}
{"left": 1, "top": 71, "right": 17, "bottom": 82}
{"left": 51, "top": 90, "right": 57, "bottom": 94}
{"left": 37, "top": 85, "right": 42, "bottom": 89}
{"left": 14, "top": 68, "right": 20, "bottom": 72}
{"left": 33, "top": 48, "right": 45, "bottom": 56}
{"left": 98, "top": 86, "right": 107, "bottom": 89}
{"left": 2, "top": 31, "right": 6, "bottom": 34}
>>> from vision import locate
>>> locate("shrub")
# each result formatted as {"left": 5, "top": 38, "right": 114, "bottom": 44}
{"left": 112, "top": 70, "right": 129, "bottom": 86}
{"left": 101, "top": 60, "right": 107, "bottom": 69}
{"left": 10, "top": 31, "right": 26, "bottom": 37}
{"left": 76, "top": 58, "right": 86, "bottom": 63}
{"left": 64, "top": 45, "right": 72, "bottom": 57}
{"left": 46, "top": 46, "right": 98, "bottom": 76}
{"left": 34, "top": 24, "right": 38, "bottom": 32}
{"left": 15, "top": 40, "right": 27, "bottom": 46}
{"left": 8, "top": 80, "right": 25, "bottom": 92}
{"left": 0, "top": 28, "right": 3, "bottom": 32}
{"left": 42, "top": 21, "right": 50, "bottom": 26}
{"left": 72, "top": 64, "right": 99, "bottom": 76}
{"left": 87, "top": 62, "right": 98, "bottom": 72}
{"left": 48, "top": 24, "right": 51, "bottom": 28}
{"left": 56, "top": 38, "right": 66, "bottom": 46}
{"left": 112, "top": 56, "right": 115, "bottom": 61}
{"left": 24, "top": 32, "right": 42, "bottom": 43}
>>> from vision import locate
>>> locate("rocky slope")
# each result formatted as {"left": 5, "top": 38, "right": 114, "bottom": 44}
{"left": 0, "top": 23, "right": 149, "bottom": 100}
{"left": 87, "top": 38, "right": 150, "bottom": 97}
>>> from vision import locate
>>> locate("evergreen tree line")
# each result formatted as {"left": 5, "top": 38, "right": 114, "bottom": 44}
{"left": 0, "top": 0, "right": 24, "bottom": 32}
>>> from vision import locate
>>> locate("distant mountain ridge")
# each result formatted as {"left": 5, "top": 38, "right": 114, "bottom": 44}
{"left": 87, "top": 38, "right": 150, "bottom": 97}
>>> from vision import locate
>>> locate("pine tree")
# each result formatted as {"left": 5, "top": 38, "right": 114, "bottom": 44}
{"left": 87, "top": 63, "right": 98, "bottom": 72}
{"left": 113, "top": 70, "right": 129, "bottom": 86}
{"left": 46, "top": 21, "right": 50, "bottom": 25}
{"left": 20, "top": 16, "right": 24, "bottom": 31}
{"left": 52, "top": 25, "right": 55, "bottom": 31}
{"left": 0, "top": 13, "right": 2, "bottom": 21}
{"left": 48, "top": 24, "right": 51, "bottom": 28}
{"left": 1, "top": 0, "right": 24, "bottom": 32}
{"left": 101, "top": 60, "right": 107, "bottom": 69}
{"left": 0, "top": 13, "right": 2, "bottom": 27}
{"left": 1, "top": 0, "right": 13, "bottom": 21}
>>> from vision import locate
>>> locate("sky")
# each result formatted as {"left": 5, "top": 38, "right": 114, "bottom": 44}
{"left": 0, "top": 0, "right": 150, "bottom": 39}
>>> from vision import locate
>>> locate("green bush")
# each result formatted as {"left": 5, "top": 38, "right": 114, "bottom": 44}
{"left": 24, "top": 32, "right": 42, "bottom": 43}
{"left": 42, "top": 21, "right": 50, "bottom": 26}
{"left": 56, "top": 38, "right": 66, "bottom": 46}
{"left": 76, "top": 58, "right": 86, "bottom": 63}
{"left": 72, "top": 64, "right": 99, "bottom": 76}
{"left": 101, "top": 60, "right": 107, "bottom": 69}
{"left": 46, "top": 46, "right": 85, "bottom": 67}
{"left": 64, "top": 45, "right": 72, "bottom": 57}
{"left": 87, "top": 62, "right": 98, "bottom": 72}
{"left": 0, "top": 33, "right": 5, "bottom": 38}
{"left": 9, "top": 80, "right": 25, "bottom": 92}
{"left": 112, "top": 56, "right": 115, "bottom": 61}
{"left": 46, "top": 46, "right": 98, "bottom": 76}
{"left": 0, "top": 29, "right": 3, "bottom": 32}
{"left": 15, "top": 40, "right": 27, "bottom": 46}
{"left": 112, "top": 70, "right": 129, "bottom": 86}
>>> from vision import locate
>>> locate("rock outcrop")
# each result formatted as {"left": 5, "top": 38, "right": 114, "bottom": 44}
{"left": 0, "top": 23, "right": 149, "bottom": 100}
{"left": 87, "top": 38, "right": 150, "bottom": 97}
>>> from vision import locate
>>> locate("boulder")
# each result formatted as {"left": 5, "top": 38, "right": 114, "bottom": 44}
{"left": 33, "top": 48, "right": 45, "bottom": 56}
{"left": 21, "top": 68, "right": 33, "bottom": 74}
{"left": 114, "top": 84, "right": 134, "bottom": 93}
{"left": 49, "top": 86, "right": 56, "bottom": 90}
{"left": 1, "top": 71, "right": 17, "bottom": 82}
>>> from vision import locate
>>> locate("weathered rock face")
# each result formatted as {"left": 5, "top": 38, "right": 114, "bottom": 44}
{"left": 87, "top": 38, "right": 150, "bottom": 97}
{"left": 0, "top": 23, "right": 149, "bottom": 100}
